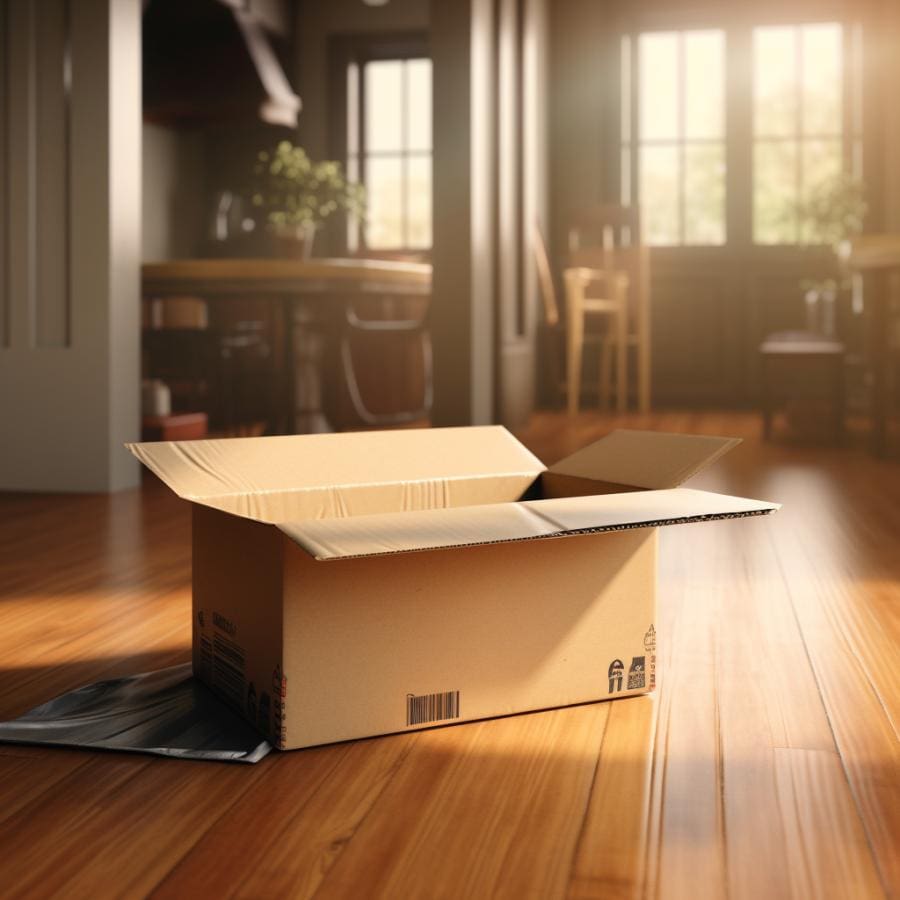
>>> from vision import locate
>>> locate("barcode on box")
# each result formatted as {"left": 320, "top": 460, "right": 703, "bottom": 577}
{"left": 212, "top": 633, "right": 246, "bottom": 707}
{"left": 406, "top": 690, "right": 460, "bottom": 726}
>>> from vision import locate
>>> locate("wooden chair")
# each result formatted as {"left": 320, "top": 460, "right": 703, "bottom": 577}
{"left": 533, "top": 224, "right": 626, "bottom": 413}
{"left": 566, "top": 205, "right": 651, "bottom": 414}
{"left": 333, "top": 249, "right": 433, "bottom": 428}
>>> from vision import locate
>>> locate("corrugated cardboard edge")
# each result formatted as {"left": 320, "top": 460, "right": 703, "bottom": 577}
{"left": 299, "top": 508, "right": 775, "bottom": 560}
{"left": 279, "top": 488, "right": 780, "bottom": 560}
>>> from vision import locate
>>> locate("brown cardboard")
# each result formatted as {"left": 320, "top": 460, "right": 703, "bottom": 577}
{"left": 128, "top": 426, "right": 544, "bottom": 521}
{"left": 127, "top": 427, "right": 778, "bottom": 750}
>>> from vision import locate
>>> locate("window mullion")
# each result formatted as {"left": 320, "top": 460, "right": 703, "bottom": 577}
{"left": 629, "top": 32, "right": 639, "bottom": 221}
{"left": 727, "top": 24, "right": 752, "bottom": 247}
{"left": 795, "top": 26, "right": 803, "bottom": 243}
{"left": 677, "top": 32, "right": 686, "bottom": 244}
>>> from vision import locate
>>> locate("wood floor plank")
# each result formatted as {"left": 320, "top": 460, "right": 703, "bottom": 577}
{"left": 773, "top": 748, "right": 887, "bottom": 899}
{"left": 772, "top": 526, "right": 900, "bottom": 896}
{"left": 151, "top": 736, "right": 414, "bottom": 900}
{"left": 314, "top": 704, "right": 610, "bottom": 900}
{"left": 567, "top": 695, "right": 656, "bottom": 900}
{"left": 0, "top": 751, "right": 90, "bottom": 825}
{"left": 0, "top": 752, "right": 275, "bottom": 899}
{"left": 648, "top": 543, "right": 727, "bottom": 900}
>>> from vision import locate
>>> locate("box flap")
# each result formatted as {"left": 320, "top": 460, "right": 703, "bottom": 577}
{"left": 279, "top": 488, "right": 779, "bottom": 560}
{"left": 125, "top": 426, "right": 545, "bottom": 522}
{"left": 548, "top": 430, "right": 742, "bottom": 489}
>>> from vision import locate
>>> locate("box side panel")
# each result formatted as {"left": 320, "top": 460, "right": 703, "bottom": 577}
{"left": 208, "top": 470, "right": 541, "bottom": 523}
{"left": 548, "top": 430, "right": 741, "bottom": 489}
{"left": 192, "top": 505, "right": 284, "bottom": 744}
{"left": 127, "top": 425, "right": 545, "bottom": 513}
{"left": 281, "top": 528, "right": 657, "bottom": 749}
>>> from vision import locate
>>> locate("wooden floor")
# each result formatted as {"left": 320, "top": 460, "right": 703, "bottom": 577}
{"left": 0, "top": 411, "right": 897, "bottom": 899}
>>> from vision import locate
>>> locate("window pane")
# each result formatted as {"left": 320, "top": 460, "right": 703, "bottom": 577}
{"left": 640, "top": 145, "right": 679, "bottom": 244}
{"left": 801, "top": 23, "right": 842, "bottom": 135}
{"left": 406, "top": 59, "right": 432, "bottom": 152}
{"left": 407, "top": 156, "right": 431, "bottom": 248}
{"left": 347, "top": 63, "right": 360, "bottom": 156}
{"left": 621, "top": 146, "right": 632, "bottom": 205}
{"left": 639, "top": 33, "right": 678, "bottom": 140}
{"left": 754, "top": 27, "right": 798, "bottom": 137}
{"left": 365, "top": 61, "right": 403, "bottom": 152}
{"left": 685, "top": 143, "right": 725, "bottom": 244}
{"left": 365, "top": 157, "right": 404, "bottom": 248}
{"left": 621, "top": 35, "right": 632, "bottom": 143}
{"left": 800, "top": 139, "right": 842, "bottom": 242}
{"left": 754, "top": 140, "right": 798, "bottom": 243}
{"left": 685, "top": 31, "right": 724, "bottom": 139}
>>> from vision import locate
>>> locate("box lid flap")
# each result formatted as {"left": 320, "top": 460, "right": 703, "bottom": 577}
{"left": 280, "top": 488, "right": 778, "bottom": 560}
{"left": 547, "top": 430, "right": 742, "bottom": 489}
{"left": 125, "top": 426, "right": 545, "bottom": 520}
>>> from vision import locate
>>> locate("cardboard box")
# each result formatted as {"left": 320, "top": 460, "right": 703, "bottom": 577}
{"left": 127, "top": 427, "right": 777, "bottom": 750}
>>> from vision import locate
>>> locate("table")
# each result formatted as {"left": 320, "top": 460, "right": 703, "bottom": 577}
{"left": 142, "top": 258, "right": 432, "bottom": 433}
{"left": 759, "top": 330, "right": 845, "bottom": 444}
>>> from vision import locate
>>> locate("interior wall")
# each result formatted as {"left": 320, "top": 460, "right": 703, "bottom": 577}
{"left": 875, "top": 0, "right": 900, "bottom": 230}
{"left": 141, "top": 123, "right": 206, "bottom": 260}
{"left": 0, "top": 0, "right": 141, "bottom": 492}
{"left": 547, "top": 0, "right": 610, "bottom": 258}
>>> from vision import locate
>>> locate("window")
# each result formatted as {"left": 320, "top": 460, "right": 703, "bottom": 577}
{"left": 624, "top": 30, "right": 726, "bottom": 246}
{"left": 623, "top": 20, "right": 858, "bottom": 247}
{"left": 753, "top": 23, "right": 847, "bottom": 243}
{"left": 347, "top": 57, "right": 432, "bottom": 251}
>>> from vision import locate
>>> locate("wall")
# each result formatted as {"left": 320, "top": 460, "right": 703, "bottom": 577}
{"left": 0, "top": 0, "right": 141, "bottom": 491}
{"left": 874, "top": 0, "right": 900, "bottom": 231}
{"left": 142, "top": 123, "right": 206, "bottom": 260}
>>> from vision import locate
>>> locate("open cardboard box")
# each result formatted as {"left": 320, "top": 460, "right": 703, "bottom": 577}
{"left": 128, "top": 427, "right": 778, "bottom": 750}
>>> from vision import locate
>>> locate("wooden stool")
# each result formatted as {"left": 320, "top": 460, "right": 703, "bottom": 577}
{"left": 759, "top": 331, "right": 845, "bottom": 443}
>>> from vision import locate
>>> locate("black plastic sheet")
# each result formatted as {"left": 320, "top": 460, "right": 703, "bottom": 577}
{"left": 0, "top": 664, "right": 272, "bottom": 763}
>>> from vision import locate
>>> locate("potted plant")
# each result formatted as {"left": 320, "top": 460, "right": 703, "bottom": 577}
{"left": 781, "top": 173, "right": 867, "bottom": 336}
{"left": 251, "top": 141, "right": 366, "bottom": 259}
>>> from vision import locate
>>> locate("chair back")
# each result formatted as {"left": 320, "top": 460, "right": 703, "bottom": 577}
{"left": 567, "top": 204, "right": 640, "bottom": 256}
{"left": 567, "top": 206, "right": 647, "bottom": 326}
{"left": 532, "top": 223, "right": 560, "bottom": 327}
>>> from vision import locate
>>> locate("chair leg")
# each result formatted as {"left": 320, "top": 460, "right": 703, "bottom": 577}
{"left": 615, "top": 301, "right": 628, "bottom": 413}
{"left": 599, "top": 336, "right": 613, "bottom": 412}
{"left": 638, "top": 331, "right": 651, "bottom": 413}
{"left": 834, "top": 358, "right": 845, "bottom": 446}
{"left": 566, "top": 284, "right": 584, "bottom": 416}
{"left": 761, "top": 362, "right": 773, "bottom": 440}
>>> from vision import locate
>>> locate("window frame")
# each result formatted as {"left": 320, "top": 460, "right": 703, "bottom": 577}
{"left": 328, "top": 32, "right": 431, "bottom": 255}
{"left": 617, "top": 10, "right": 864, "bottom": 252}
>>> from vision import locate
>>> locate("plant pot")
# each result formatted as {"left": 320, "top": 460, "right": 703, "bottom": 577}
{"left": 271, "top": 222, "right": 317, "bottom": 260}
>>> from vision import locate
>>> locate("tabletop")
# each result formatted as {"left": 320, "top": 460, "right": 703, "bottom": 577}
{"left": 142, "top": 258, "right": 432, "bottom": 296}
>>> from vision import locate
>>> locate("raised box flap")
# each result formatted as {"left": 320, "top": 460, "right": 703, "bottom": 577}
{"left": 126, "top": 426, "right": 545, "bottom": 522}
{"left": 547, "top": 430, "right": 742, "bottom": 490}
{"left": 280, "top": 487, "right": 779, "bottom": 560}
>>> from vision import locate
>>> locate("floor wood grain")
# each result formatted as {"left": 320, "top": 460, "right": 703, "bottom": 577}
{"left": 0, "top": 411, "right": 897, "bottom": 899}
